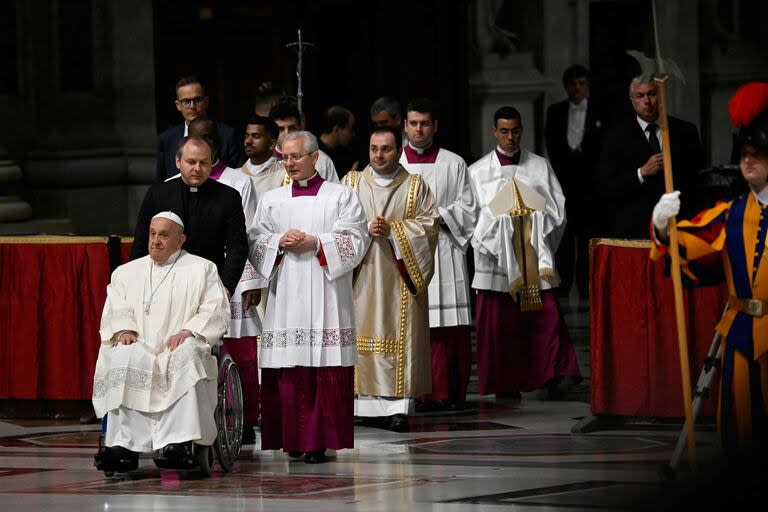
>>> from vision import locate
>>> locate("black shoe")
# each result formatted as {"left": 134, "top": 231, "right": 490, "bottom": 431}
{"left": 94, "top": 445, "right": 139, "bottom": 473}
{"left": 287, "top": 451, "right": 304, "bottom": 458}
{"left": 162, "top": 442, "right": 193, "bottom": 465}
{"left": 495, "top": 391, "right": 521, "bottom": 402}
{"left": 359, "top": 416, "right": 384, "bottom": 428}
{"left": 447, "top": 400, "right": 466, "bottom": 412}
{"left": 241, "top": 425, "right": 256, "bottom": 445}
{"left": 416, "top": 400, "right": 449, "bottom": 413}
{"left": 304, "top": 449, "right": 326, "bottom": 464}
{"left": 545, "top": 377, "right": 572, "bottom": 401}
{"left": 388, "top": 414, "right": 409, "bottom": 432}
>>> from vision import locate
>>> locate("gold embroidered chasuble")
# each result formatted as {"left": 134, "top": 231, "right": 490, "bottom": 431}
{"left": 343, "top": 165, "right": 440, "bottom": 397}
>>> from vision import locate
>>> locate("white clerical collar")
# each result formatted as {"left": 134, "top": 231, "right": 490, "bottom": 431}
{"left": 297, "top": 172, "right": 319, "bottom": 187}
{"left": 496, "top": 145, "right": 520, "bottom": 158}
{"left": 636, "top": 116, "right": 659, "bottom": 132}
{"left": 371, "top": 168, "right": 399, "bottom": 181}
{"left": 569, "top": 97, "right": 588, "bottom": 110}
{"left": 751, "top": 184, "right": 768, "bottom": 206}
{"left": 408, "top": 141, "right": 433, "bottom": 154}
{"left": 247, "top": 157, "right": 276, "bottom": 175}
{"left": 153, "top": 249, "right": 182, "bottom": 268}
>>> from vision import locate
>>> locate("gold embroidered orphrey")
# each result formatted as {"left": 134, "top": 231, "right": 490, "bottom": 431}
{"left": 504, "top": 179, "right": 544, "bottom": 312}
{"left": 347, "top": 168, "right": 437, "bottom": 398}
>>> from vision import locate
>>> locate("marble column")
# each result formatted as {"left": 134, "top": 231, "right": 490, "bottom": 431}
{"left": 12, "top": 0, "right": 156, "bottom": 236}
{"left": 0, "top": 153, "right": 33, "bottom": 224}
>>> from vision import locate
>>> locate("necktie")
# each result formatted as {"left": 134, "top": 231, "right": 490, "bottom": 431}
{"left": 646, "top": 123, "right": 661, "bottom": 154}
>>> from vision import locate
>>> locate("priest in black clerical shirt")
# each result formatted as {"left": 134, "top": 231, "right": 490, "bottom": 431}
{"left": 132, "top": 135, "right": 248, "bottom": 296}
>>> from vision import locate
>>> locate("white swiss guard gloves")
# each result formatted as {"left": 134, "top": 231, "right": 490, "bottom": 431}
{"left": 652, "top": 190, "right": 681, "bottom": 236}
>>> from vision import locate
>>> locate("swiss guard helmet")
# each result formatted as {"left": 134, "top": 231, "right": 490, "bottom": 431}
{"left": 728, "top": 82, "right": 768, "bottom": 153}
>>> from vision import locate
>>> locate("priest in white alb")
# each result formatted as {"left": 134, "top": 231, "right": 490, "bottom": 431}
{"left": 469, "top": 106, "right": 581, "bottom": 400}
{"left": 343, "top": 126, "right": 439, "bottom": 432}
{"left": 249, "top": 130, "right": 369, "bottom": 464}
{"left": 399, "top": 98, "right": 478, "bottom": 412}
{"left": 92, "top": 212, "right": 230, "bottom": 473}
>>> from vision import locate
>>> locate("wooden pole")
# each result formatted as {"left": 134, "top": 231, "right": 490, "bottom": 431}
{"left": 654, "top": 74, "right": 697, "bottom": 468}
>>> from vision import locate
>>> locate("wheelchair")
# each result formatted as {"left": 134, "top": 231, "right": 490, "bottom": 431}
{"left": 96, "top": 348, "right": 244, "bottom": 477}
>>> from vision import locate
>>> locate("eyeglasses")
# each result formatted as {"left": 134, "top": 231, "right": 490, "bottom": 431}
{"left": 177, "top": 96, "right": 206, "bottom": 107}
{"left": 631, "top": 91, "right": 657, "bottom": 100}
{"left": 281, "top": 152, "right": 314, "bottom": 163}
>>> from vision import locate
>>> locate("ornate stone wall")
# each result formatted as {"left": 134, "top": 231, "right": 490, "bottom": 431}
{"left": 1, "top": 0, "right": 155, "bottom": 235}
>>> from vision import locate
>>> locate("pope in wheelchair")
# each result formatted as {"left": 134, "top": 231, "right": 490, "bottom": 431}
{"left": 92, "top": 211, "right": 243, "bottom": 475}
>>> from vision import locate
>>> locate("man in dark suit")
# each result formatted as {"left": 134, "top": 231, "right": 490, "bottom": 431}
{"left": 545, "top": 65, "right": 608, "bottom": 298}
{"left": 598, "top": 76, "right": 704, "bottom": 239}
{"left": 155, "top": 76, "right": 245, "bottom": 183}
{"left": 135, "top": 135, "right": 248, "bottom": 296}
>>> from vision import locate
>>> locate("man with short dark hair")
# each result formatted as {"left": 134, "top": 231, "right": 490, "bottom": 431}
{"left": 319, "top": 105, "right": 358, "bottom": 179}
{"left": 133, "top": 136, "right": 249, "bottom": 298}
{"left": 545, "top": 65, "right": 608, "bottom": 298}
{"left": 399, "top": 98, "right": 478, "bottom": 411}
{"left": 239, "top": 115, "right": 287, "bottom": 193}
{"left": 370, "top": 96, "right": 408, "bottom": 146}
{"left": 469, "top": 107, "right": 581, "bottom": 401}
{"left": 370, "top": 96, "right": 402, "bottom": 128}
{"left": 155, "top": 76, "right": 245, "bottom": 182}
{"left": 343, "top": 126, "right": 439, "bottom": 431}
{"left": 269, "top": 99, "right": 339, "bottom": 182}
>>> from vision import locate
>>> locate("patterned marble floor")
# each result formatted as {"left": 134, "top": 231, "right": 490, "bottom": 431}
{"left": 0, "top": 295, "right": 730, "bottom": 511}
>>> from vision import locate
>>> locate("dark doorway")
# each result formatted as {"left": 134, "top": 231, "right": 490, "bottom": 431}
{"left": 589, "top": 0, "right": 654, "bottom": 125}
{"left": 153, "top": 0, "right": 470, "bottom": 161}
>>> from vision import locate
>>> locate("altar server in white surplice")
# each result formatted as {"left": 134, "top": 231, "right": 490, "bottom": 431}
{"left": 240, "top": 115, "right": 290, "bottom": 195}
{"left": 93, "top": 212, "right": 230, "bottom": 473}
{"left": 398, "top": 98, "right": 478, "bottom": 412}
{"left": 469, "top": 106, "right": 581, "bottom": 401}
{"left": 248, "top": 130, "right": 369, "bottom": 464}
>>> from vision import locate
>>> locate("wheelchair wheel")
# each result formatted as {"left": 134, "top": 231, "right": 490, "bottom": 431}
{"left": 196, "top": 444, "right": 213, "bottom": 477}
{"left": 213, "top": 352, "right": 244, "bottom": 472}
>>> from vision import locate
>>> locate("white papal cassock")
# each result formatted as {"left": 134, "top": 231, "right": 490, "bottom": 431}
{"left": 248, "top": 177, "right": 369, "bottom": 368}
{"left": 92, "top": 251, "right": 230, "bottom": 451}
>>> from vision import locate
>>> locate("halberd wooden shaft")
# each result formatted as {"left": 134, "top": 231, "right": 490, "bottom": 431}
{"left": 655, "top": 74, "right": 697, "bottom": 468}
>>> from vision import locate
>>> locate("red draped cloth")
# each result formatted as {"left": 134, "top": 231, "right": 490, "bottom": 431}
{"left": 590, "top": 240, "right": 726, "bottom": 417}
{"left": 120, "top": 239, "right": 133, "bottom": 263}
{"left": 221, "top": 336, "right": 260, "bottom": 425}
{"left": 475, "top": 289, "right": 582, "bottom": 394}
{"left": 0, "top": 236, "right": 111, "bottom": 399}
{"left": 260, "top": 366, "right": 354, "bottom": 452}
{"left": 421, "top": 325, "right": 472, "bottom": 402}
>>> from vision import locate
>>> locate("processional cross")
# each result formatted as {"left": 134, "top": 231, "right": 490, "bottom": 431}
{"left": 286, "top": 29, "right": 314, "bottom": 115}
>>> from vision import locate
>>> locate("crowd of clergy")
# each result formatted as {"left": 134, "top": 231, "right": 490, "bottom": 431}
{"left": 92, "top": 68, "right": 768, "bottom": 472}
